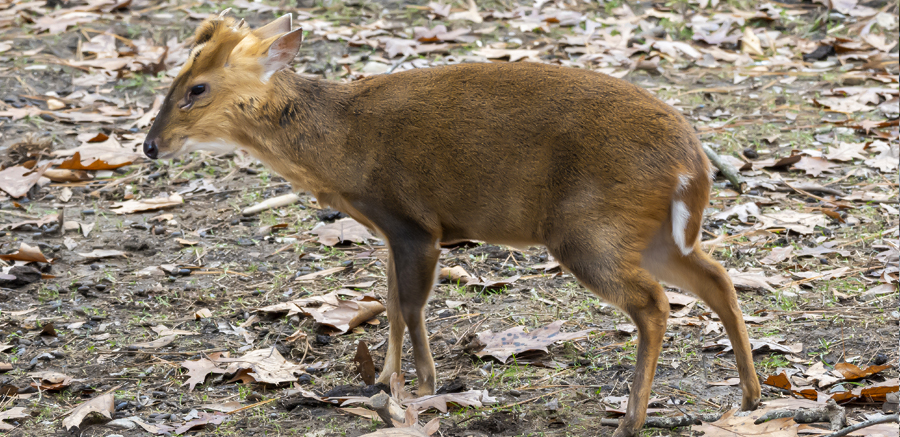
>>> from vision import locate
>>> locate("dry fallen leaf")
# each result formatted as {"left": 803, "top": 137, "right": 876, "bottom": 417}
{"left": 111, "top": 193, "right": 183, "bottom": 214}
{"left": 728, "top": 269, "right": 790, "bottom": 293}
{"left": 0, "top": 407, "right": 28, "bottom": 431}
{"left": 305, "top": 298, "right": 386, "bottom": 335}
{"left": 181, "top": 358, "right": 228, "bottom": 391}
{"left": 0, "top": 163, "right": 51, "bottom": 198}
{"left": 0, "top": 243, "right": 51, "bottom": 263}
{"left": 705, "top": 337, "right": 802, "bottom": 355}
{"left": 760, "top": 246, "right": 794, "bottom": 265}
{"left": 212, "top": 348, "right": 306, "bottom": 385}
{"left": 439, "top": 266, "right": 471, "bottom": 282}
{"left": 403, "top": 390, "right": 498, "bottom": 414}
{"left": 712, "top": 203, "right": 760, "bottom": 222}
{"left": 473, "top": 320, "right": 596, "bottom": 363}
{"left": 473, "top": 48, "right": 541, "bottom": 62}
{"left": 465, "top": 275, "right": 521, "bottom": 290}
{"left": 0, "top": 213, "right": 58, "bottom": 231}
{"left": 833, "top": 362, "right": 891, "bottom": 380}
{"left": 58, "top": 151, "right": 132, "bottom": 171}
{"left": 354, "top": 341, "right": 376, "bottom": 385}
{"left": 63, "top": 393, "right": 114, "bottom": 431}
{"left": 692, "top": 408, "right": 799, "bottom": 436}
{"left": 312, "top": 218, "right": 375, "bottom": 246}
{"left": 174, "top": 411, "right": 229, "bottom": 434}
{"left": 756, "top": 211, "right": 828, "bottom": 235}
{"left": 52, "top": 136, "right": 143, "bottom": 166}
{"left": 29, "top": 371, "right": 73, "bottom": 391}
{"left": 792, "top": 156, "right": 840, "bottom": 177}
{"left": 825, "top": 142, "right": 868, "bottom": 161}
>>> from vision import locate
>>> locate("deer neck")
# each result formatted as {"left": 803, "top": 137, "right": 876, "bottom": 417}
{"left": 231, "top": 72, "right": 351, "bottom": 195}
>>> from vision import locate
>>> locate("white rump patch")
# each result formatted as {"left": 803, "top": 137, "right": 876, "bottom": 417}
{"left": 676, "top": 174, "right": 691, "bottom": 194}
{"left": 671, "top": 200, "right": 693, "bottom": 256}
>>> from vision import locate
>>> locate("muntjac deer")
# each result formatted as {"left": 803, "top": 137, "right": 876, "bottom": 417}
{"left": 144, "top": 14, "right": 761, "bottom": 436}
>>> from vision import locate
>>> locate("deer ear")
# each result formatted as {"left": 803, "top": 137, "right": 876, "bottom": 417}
{"left": 254, "top": 14, "right": 292, "bottom": 39}
{"left": 261, "top": 28, "right": 303, "bottom": 81}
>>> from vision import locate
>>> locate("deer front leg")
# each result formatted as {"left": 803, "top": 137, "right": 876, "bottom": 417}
{"left": 376, "top": 231, "right": 441, "bottom": 395}
{"left": 376, "top": 253, "right": 406, "bottom": 387}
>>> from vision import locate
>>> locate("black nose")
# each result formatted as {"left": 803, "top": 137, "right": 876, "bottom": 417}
{"left": 143, "top": 138, "right": 158, "bottom": 159}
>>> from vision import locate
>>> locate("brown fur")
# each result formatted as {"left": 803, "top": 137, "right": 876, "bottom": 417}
{"left": 145, "top": 16, "right": 761, "bottom": 437}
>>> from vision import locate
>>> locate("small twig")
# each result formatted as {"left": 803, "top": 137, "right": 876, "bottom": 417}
{"left": 703, "top": 145, "right": 744, "bottom": 194}
{"left": 225, "top": 397, "right": 278, "bottom": 415}
{"left": 781, "top": 180, "right": 833, "bottom": 205}
{"left": 825, "top": 413, "right": 898, "bottom": 437}
{"left": 386, "top": 54, "right": 410, "bottom": 74}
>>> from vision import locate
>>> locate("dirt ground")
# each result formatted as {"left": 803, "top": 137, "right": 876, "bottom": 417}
{"left": 0, "top": 0, "right": 898, "bottom": 436}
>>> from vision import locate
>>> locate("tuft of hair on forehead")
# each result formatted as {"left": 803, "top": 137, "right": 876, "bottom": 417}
{"left": 193, "top": 16, "right": 246, "bottom": 46}
{"left": 184, "top": 16, "right": 250, "bottom": 74}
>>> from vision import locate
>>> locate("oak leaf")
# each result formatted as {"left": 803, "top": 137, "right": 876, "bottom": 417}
{"left": 63, "top": 393, "right": 114, "bottom": 431}
{"left": 473, "top": 320, "right": 595, "bottom": 363}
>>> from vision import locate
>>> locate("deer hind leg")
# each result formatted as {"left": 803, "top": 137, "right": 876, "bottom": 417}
{"left": 550, "top": 236, "right": 669, "bottom": 437}
{"left": 374, "top": 231, "right": 440, "bottom": 396}
{"left": 643, "top": 234, "right": 761, "bottom": 411}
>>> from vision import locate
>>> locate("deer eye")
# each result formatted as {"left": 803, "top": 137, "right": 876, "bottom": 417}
{"left": 190, "top": 84, "right": 207, "bottom": 96}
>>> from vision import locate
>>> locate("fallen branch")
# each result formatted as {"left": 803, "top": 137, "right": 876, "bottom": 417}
{"left": 825, "top": 413, "right": 898, "bottom": 437}
{"left": 702, "top": 145, "right": 744, "bottom": 194}
{"left": 600, "top": 413, "right": 723, "bottom": 428}
{"left": 370, "top": 392, "right": 406, "bottom": 426}
{"left": 754, "top": 398, "right": 846, "bottom": 431}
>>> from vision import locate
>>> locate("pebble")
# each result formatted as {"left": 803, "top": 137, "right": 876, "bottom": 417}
{"left": 95, "top": 284, "right": 107, "bottom": 292}
{"left": 90, "top": 263, "right": 100, "bottom": 271}
{"left": 82, "top": 209, "right": 95, "bottom": 215}
{"left": 106, "top": 419, "right": 136, "bottom": 430}
{"left": 153, "top": 225, "right": 166, "bottom": 235}
{"left": 115, "top": 401, "right": 129, "bottom": 411}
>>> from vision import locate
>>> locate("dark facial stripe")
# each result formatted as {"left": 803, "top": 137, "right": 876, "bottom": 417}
{"left": 195, "top": 20, "right": 221, "bottom": 46}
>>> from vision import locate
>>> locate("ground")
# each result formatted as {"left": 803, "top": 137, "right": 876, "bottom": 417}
{"left": 0, "top": 0, "right": 897, "bottom": 436}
